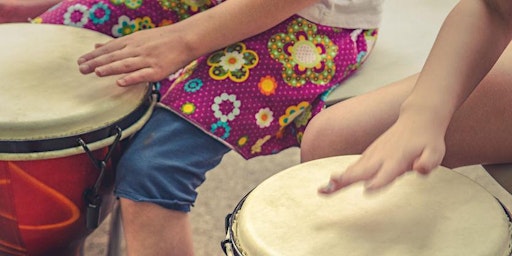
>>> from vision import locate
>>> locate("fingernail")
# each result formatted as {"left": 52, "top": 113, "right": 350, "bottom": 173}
{"left": 79, "top": 64, "right": 89, "bottom": 73}
{"left": 77, "top": 57, "right": 86, "bottom": 64}
{"left": 319, "top": 181, "right": 335, "bottom": 194}
{"left": 364, "top": 182, "right": 381, "bottom": 192}
{"left": 117, "top": 79, "right": 127, "bottom": 86}
{"left": 95, "top": 68, "right": 104, "bottom": 76}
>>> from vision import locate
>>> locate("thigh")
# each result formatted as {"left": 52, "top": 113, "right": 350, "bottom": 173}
{"left": 303, "top": 42, "right": 512, "bottom": 167}
{"left": 444, "top": 43, "right": 512, "bottom": 167}
{"left": 301, "top": 74, "right": 416, "bottom": 161}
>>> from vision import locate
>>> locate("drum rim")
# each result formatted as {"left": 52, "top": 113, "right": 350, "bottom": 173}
{"left": 223, "top": 156, "right": 512, "bottom": 256}
{"left": 225, "top": 191, "right": 252, "bottom": 256}
{"left": 0, "top": 88, "right": 155, "bottom": 156}
{"left": 226, "top": 194, "right": 512, "bottom": 256}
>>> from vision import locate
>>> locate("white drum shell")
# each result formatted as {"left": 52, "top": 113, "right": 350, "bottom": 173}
{"left": 229, "top": 155, "right": 512, "bottom": 256}
{"left": 0, "top": 24, "right": 154, "bottom": 160}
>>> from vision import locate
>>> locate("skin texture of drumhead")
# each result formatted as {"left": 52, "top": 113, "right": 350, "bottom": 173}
{"left": 233, "top": 155, "right": 512, "bottom": 256}
{"left": 0, "top": 23, "right": 149, "bottom": 141}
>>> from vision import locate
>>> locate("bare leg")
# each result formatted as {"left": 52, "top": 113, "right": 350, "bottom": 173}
{"left": 301, "top": 74, "right": 415, "bottom": 161}
{"left": 0, "top": 0, "right": 61, "bottom": 23}
{"left": 301, "top": 43, "right": 512, "bottom": 192}
{"left": 120, "top": 199, "right": 194, "bottom": 256}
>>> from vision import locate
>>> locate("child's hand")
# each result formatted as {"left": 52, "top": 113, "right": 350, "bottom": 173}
{"left": 77, "top": 26, "right": 193, "bottom": 87}
{"left": 319, "top": 111, "right": 447, "bottom": 194}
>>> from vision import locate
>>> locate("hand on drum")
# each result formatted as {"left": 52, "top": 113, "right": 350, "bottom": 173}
{"left": 319, "top": 111, "right": 447, "bottom": 194}
{"left": 78, "top": 25, "right": 194, "bottom": 87}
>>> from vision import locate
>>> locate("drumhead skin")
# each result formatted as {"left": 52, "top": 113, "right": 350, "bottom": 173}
{"left": 231, "top": 155, "right": 512, "bottom": 256}
{"left": 0, "top": 23, "right": 153, "bottom": 158}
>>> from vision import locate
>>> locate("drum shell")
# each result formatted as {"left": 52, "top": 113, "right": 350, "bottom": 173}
{"left": 0, "top": 22, "right": 155, "bottom": 256}
{"left": 0, "top": 144, "right": 123, "bottom": 256}
{"left": 223, "top": 156, "right": 512, "bottom": 256}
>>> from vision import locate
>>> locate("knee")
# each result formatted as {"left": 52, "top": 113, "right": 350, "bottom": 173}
{"left": 301, "top": 105, "right": 370, "bottom": 163}
{"left": 301, "top": 110, "right": 332, "bottom": 163}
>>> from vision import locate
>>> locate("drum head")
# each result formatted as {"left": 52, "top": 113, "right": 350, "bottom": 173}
{"left": 230, "top": 155, "right": 512, "bottom": 256}
{"left": 0, "top": 24, "right": 152, "bottom": 156}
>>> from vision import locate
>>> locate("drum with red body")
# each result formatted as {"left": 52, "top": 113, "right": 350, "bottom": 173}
{"left": 0, "top": 23, "right": 155, "bottom": 256}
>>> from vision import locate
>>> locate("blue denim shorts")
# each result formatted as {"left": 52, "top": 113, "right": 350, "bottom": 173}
{"left": 114, "top": 106, "right": 231, "bottom": 212}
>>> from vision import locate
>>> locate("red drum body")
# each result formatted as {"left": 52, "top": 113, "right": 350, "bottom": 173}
{"left": 0, "top": 150, "right": 118, "bottom": 255}
{"left": 0, "top": 24, "right": 155, "bottom": 256}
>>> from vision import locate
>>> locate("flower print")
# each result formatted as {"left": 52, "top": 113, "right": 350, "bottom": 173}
{"left": 112, "top": 15, "right": 137, "bottom": 37}
{"left": 296, "top": 132, "right": 304, "bottom": 144}
{"left": 255, "top": 108, "right": 274, "bottom": 128}
{"left": 89, "top": 2, "right": 111, "bottom": 25}
{"left": 319, "top": 85, "right": 338, "bottom": 101}
{"left": 135, "top": 16, "right": 155, "bottom": 30}
{"left": 125, "top": 0, "right": 143, "bottom": 9}
{"left": 357, "top": 51, "right": 367, "bottom": 63}
{"left": 211, "top": 121, "right": 231, "bottom": 139}
{"left": 268, "top": 18, "right": 338, "bottom": 87}
{"left": 63, "top": 4, "right": 89, "bottom": 27}
{"left": 350, "top": 29, "right": 363, "bottom": 43}
{"left": 181, "top": 102, "right": 196, "bottom": 115}
{"left": 364, "top": 29, "right": 378, "bottom": 53}
{"left": 293, "top": 105, "right": 312, "bottom": 128}
{"left": 111, "top": 0, "right": 143, "bottom": 9}
{"left": 158, "top": 19, "right": 174, "bottom": 27}
{"left": 251, "top": 135, "right": 271, "bottom": 154}
{"left": 237, "top": 136, "right": 249, "bottom": 147}
{"left": 278, "top": 101, "right": 310, "bottom": 127}
{"left": 30, "top": 17, "right": 43, "bottom": 23}
{"left": 182, "top": 0, "right": 211, "bottom": 11}
{"left": 207, "top": 43, "right": 259, "bottom": 82}
{"left": 184, "top": 78, "right": 203, "bottom": 92}
{"left": 276, "top": 128, "right": 284, "bottom": 139}
{"left": 219, "top": 52, "right": 245, "bottom": 71}
{"left": 344, "top": 51, "right": 367, "bottom": 77}
{"left": 158, "top": 0, "right": 214, "bottom": 20}
{"left": 172, "top": 60, "right": 198, "bottom": 84}
{"left": 211, "top": 93, "right": 241, "bottom": 122}
{"left": 258, "top": 76, "right": 277, "bottom": 96}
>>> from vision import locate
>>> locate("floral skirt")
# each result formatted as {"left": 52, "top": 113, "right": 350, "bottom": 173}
{"left": 36, "top": 0, "right": 378, "bottom": 159}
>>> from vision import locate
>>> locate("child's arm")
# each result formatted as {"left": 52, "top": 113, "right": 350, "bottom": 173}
{"left": 0, "top": 0, "right": 61, "bottom": 23}
{"left": 78, "top": 0, "right": 320, "bottom": 86}
{"left": 320, "top": 0, "right": 512, "bottom": 193}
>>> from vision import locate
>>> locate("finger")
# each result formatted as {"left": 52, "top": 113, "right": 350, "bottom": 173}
{"left": 77, "top": 40, "right": 125, "bottom": 67}
{"left": 94, "top": 43, "right": 105, "bottom": 49}
{"left": 318, "top": 159, "right": 380, "bottom": 195}
{"left": 115, "top": 67, "right": 157, "bottom": 87}
{"left": 413, "top": 149, "right": 443, "bottom": 175}
{"left": 365, "top": 161, "right": 408, "bottom": 191}
{"left": 93, "top": 57, "right": 149, "bottom": 79}
{"left": 80, "top": 49, "right": 138, "bottom": 75}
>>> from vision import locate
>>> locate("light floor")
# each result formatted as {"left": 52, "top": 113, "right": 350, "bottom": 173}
{"left": 83, "top": 148, "right": 512, "bottom": 256}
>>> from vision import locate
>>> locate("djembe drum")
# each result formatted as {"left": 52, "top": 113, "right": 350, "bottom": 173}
{"left": 223, "top": 155, "right": 512, "bottom": 256}
{"left": 0, "top": 24, "right": 155, "bottom": 255}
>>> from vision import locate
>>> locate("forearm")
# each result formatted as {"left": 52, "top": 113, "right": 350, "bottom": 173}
{"left": 401, "top": 0, "right": 512, "bottom": 126}
{"left": 170, "top": 0, "right": 320, "bottom": 60}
